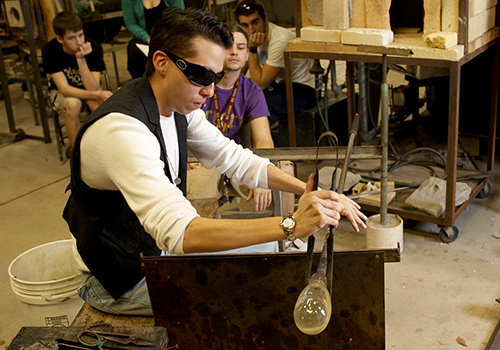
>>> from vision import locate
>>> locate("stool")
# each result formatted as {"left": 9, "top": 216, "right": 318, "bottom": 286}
{"left": 103, "top": 40, "right": 128, "bottom": 88}
{"left": 72, "top": 302, "right": 154, "bottom": 327}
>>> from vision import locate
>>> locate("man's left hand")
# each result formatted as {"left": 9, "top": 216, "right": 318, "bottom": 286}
{"left": 247, "top": 188, "right": 272, "bottom": 212}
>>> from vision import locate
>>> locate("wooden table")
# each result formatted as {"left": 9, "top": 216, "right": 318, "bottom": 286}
{"left": 71, "top": 302, "right": 154, "bottom": 327}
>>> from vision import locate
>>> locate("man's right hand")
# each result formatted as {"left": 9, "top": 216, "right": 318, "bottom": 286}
{"left": 249, "top": 32, "right": 267, "bottom": 48}
{"left": 75, "top": 42, "right": 93, "bottom": 59}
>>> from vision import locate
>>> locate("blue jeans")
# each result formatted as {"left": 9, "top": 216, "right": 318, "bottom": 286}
{"left": 264, "top": 81, "right": 316, "bottom": 126}
{"left": 77, "top": 242, "right": 278, "bottom": 316}
{"left": 78, "top": 272, "right": 154, "bottom": 316}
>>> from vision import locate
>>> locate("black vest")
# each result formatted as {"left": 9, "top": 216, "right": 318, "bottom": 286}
{"left": 63, "top": 77, "right": 188, "bottom": 299}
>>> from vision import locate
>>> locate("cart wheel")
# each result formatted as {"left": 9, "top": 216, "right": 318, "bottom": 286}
{"left": 478, "top": 183, "right": 492, "bottom": 199}
{"left": 439, "top": 226, "right": 459, "bottom": 243}
{"left": 14, "top": 128, "right": 26, "bottom": 141}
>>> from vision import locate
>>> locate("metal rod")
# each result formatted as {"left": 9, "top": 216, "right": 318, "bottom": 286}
{"left": 380, "top": 54, "right": 389, "bottom": 225}
{"left": 21, "top": 0, "right": 51, "bottom": 143}
{"left": 348, "top": 186, "right": 411, "bottom": 199}
{"left": 316, "top": 238, "right": 328, "bottom": 277}
{"left": 358, "top": 62, "right": 370, "bottom": 142}
{"left": 338, "top": 113, "right": 359, "bottom": 194}
{"left": 0, "top": 39, "right": 16, "bottom": 133}
{"left": 305, "top": 235, "right": 315, "bottom": 284}
{"left": 326, "top": 227, "right": 334, "bottom": 294}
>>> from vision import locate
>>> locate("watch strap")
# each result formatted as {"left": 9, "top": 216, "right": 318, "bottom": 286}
{"left": 280, "top": 214, "right": 296, "bottom": 241}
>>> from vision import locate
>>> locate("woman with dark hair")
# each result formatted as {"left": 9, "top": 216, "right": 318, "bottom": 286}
{"left": 122, "top": 0, "right": 184, "bottom": 79}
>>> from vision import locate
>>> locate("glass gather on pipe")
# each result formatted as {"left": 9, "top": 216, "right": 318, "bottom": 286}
{"left": 293, "top": 272, "right": 332, "bottom": 335}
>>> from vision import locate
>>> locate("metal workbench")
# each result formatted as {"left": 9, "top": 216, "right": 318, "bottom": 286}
{"left": 283, "top": 0, "right": 500, "bottom": 241}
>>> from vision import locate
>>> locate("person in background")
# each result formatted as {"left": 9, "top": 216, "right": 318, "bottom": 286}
{"left": 235, "top": 0, "right": 316, "bottom": 127}
{"left": 122, "top": 0, "right": 184, "bottom": 79}
{"left": 42, "top": 11, "right": 112, "bottom": 148}
{"left": 63, "top": 7, "right": 367, "bottom": 315}
{"left": 200, "top": 23, "right": 305, "bottom": 251}
{"left": 201, "top": 23, "right": 295, "bottom": 214}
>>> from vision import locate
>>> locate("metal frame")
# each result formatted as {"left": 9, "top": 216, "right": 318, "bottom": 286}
{"left": 284, "top": 0, "right": 500, "bottom": 231}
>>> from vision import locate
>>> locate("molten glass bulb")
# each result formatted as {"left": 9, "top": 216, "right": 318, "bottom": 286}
{"left": 293, "top": 272, "right": 332, "bottom": 335}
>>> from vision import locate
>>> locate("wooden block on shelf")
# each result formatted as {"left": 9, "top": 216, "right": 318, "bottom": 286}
{"left": 301, "top": 26, "right": 342, "bottom": 42}
{"left": 357, "top": 191, "right": 396, "bottom": 206}
{"left": 424, "top": 31, "right": 458, "bottom": 49}
{"left": 341, "top": 27, "right": 394, "bottom": 46}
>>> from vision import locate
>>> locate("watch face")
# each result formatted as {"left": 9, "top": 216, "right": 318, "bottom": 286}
{"left": 283, "top": 217, "right": 293, "bottom": 228}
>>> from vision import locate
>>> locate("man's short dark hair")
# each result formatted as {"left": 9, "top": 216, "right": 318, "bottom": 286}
{"left": 52, "top": 11, "right": 83, "bottom": 37}
{"left": 146, "top": 7, "right": 234, "bottom": 77}
{"left": 226, "top": 22, "right": 249, "bottom": 44}
{"left": 235, "top": 0, "right": 267, "bottom": 21}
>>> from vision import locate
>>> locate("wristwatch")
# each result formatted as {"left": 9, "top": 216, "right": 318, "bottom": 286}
{"left": 248, "top": 46, "right": 258, "bottom": 54}
{"left": 280, "top": 214, "right": 296, "bottom": 241}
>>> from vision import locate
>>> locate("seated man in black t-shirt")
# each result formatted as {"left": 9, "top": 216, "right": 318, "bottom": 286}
{"left": 42, "top": 11, "right": 113, "bottom": 147}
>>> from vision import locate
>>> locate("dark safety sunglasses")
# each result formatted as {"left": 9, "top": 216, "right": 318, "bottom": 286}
{"left": 162, "top": 50, "right": 225, "bottom": 87}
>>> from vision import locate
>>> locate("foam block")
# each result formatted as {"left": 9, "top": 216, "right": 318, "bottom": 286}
{"left": 301, "top": 26, "right": 341, "bottom": 43}
{"left": 424, "top": 32, "right": 458, "bottom": 49}
{"left": 341, "top": 27, "right": 394, "bottom": 46}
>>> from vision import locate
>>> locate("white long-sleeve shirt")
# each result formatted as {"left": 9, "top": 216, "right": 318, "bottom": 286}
{"left": 73, "top": 108, "right": 272, "bottom": 270}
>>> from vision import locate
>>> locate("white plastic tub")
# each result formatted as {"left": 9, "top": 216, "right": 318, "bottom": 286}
{"left": 8, "top": 239, "right": 84, "bottom": 326}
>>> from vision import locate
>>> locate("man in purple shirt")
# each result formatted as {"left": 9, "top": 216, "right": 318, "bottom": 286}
{"left": 202, "top": 23, "right": 294, "bottom": 215}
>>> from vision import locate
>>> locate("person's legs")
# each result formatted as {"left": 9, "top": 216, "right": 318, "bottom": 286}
{"left": 263, "top": 82, "right": 287, "bottom": 126}
{"left": 291, "top": 82, "right": 316, "bottom": 113}
{"left": 127, "top": 39, "right": 148, "bottom": 79}
{"left": 264, "top": 82, "right": 316, "bottom": 126}
{"left": 64, "top": 99, "right": 83, "bottom": 146}
{"left": 78, "top": 272, "right": 153, "bottom": 316}
{"left": 50, "top": 90, "right": 83, "bottom": 147}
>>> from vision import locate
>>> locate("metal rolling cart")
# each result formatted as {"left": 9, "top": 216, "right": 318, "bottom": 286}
{"left": 284, "top": 0, "right": 500, "bottom": 242}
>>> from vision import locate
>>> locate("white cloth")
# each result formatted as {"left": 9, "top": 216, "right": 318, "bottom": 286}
{"left": 258, "top": 22, "right": 314, "bottom": 88}
{"left": 74, "top": 109, "right": 272, "bottom": 269}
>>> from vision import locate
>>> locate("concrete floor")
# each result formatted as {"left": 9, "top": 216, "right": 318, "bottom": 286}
{"left": 1, "top": 42, "right": 500, "bottom": 350}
